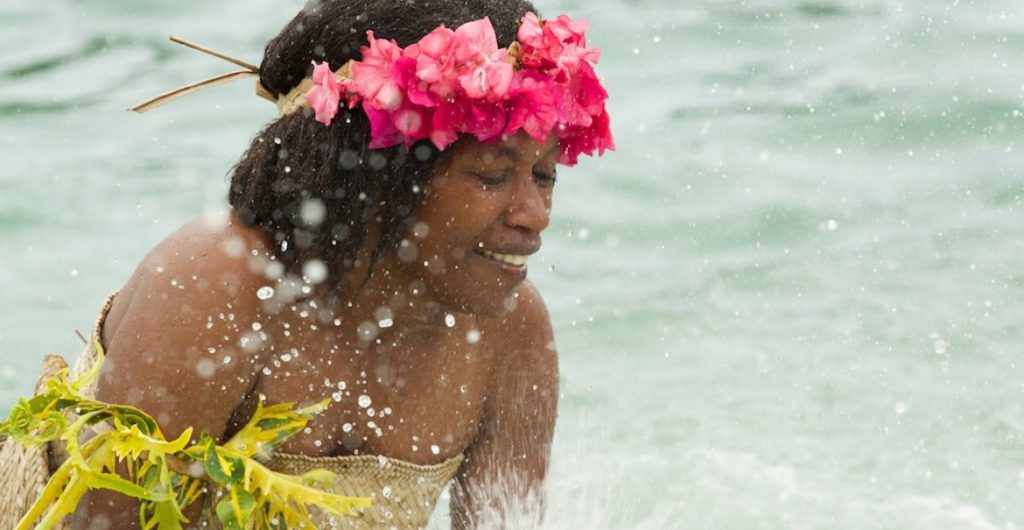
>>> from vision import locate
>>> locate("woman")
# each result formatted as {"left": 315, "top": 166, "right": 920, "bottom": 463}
{"left": 67, "top": 0, "right": 611, "bottom": 527}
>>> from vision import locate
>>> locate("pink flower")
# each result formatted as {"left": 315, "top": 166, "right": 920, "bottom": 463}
{"left": 559, "top": 107, "right": 614, "bottom": 166}
{"left": 545, "top": 14, "right": 592, "bottom": 49}
{"left": 503, "top": 70, "right": 562, "bottom": 143}
{"left": 558, "top": 61, "right": 607, "bottom": 129}
{"left": 352, "top": 31, "right": 407, "bottom": 111}
{"left": 430, "top": 100, "right": 466, "bottom": 149}
{"left": 306, "top": 61, "right": 343, "bottom": 125}
{"left": 463, "top": 101, "right": 507, "bottom": 143}
{"left": 391, "top": 103, "right": 431, "bottom": 145}
{"left": 408, "top": 26, "right": 460, "bottom": 100}
{"left": 516, "top": 13, "right": 545, "bottom": 50}
{"left": 518, "top": 13, "right": 600, "bottom": 82}
{"left": 318, "top": 13, "right": 611, "bottom": 166}
{"left": 452, "top": 17, "right": 514, "bottom": 100}
{"left": 364, "top": 105, "right": 402, "bottom": 149}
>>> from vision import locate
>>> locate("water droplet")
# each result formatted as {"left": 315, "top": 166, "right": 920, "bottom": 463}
{"left": 430, "top": 444, "right": 440, "bottom": 455}
{"left": 342, "top": 422, "right": 353, "bottom": 432}
{"left": 300, "top": 198, "right": 326, "bottom": 226}
{"left": 358, "top": 395, "right": 372, "bottom": 408}
{"left": 196, "top": 359, "right": 216, "bottom": 378}
{"left": 445, "top": 314, "right": 456, "bottom": 327}
{"left": 303, "top": 259, "right": 328, "bottom": 284}
{"left": 264, "top": 261, "right": 284, "bottom": 280}
{"left": 382, "top": 486, "right": 392, "bottom": 498}
{"left": 357, "top": 321, "right": 379, "bottom": 341}
{"left": 256, "top": 286, "right": 275, "bottom": 300}
{"left": 413, "top": 222, "right": 430, "bottom": 239}
{"left": 466, "top": 329, "right": 481, "bottom": 344}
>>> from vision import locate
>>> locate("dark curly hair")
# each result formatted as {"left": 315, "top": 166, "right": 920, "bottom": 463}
{"left": 229, "top": 0, "right": 537, "bottom": 300}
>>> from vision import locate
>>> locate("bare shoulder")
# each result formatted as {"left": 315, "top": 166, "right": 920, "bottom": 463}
{"left": 479, "top": 280, "right": 559, "bottom": 409}
{"left": 484, "top": 280, "right": 557, "bottom": 366}
{"left": 97, "top": 211, "right": 274, "bottom": 440}
{"left": 452, "top": 281, "right": 559, "bottom": 524}
{"left": 109, "top": 212, "right": 270, "bottom": 313}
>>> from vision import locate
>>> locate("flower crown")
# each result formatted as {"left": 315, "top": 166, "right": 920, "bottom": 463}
{"left": 302, "top": 13, "right": 613, "bottom": 166}
{"left": 131, "top": 13, "right": 613, "bottom": 167}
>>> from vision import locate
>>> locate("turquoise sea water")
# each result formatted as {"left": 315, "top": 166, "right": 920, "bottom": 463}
{"left": 2, "top": 0, "right": 1023, "bottom": 528}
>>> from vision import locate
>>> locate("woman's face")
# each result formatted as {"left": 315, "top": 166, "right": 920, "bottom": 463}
{"left": 402, "top": 131, "right": 559, "bottom": 317}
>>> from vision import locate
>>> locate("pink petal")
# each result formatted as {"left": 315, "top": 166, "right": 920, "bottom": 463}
{"left": 364, "top": 105, "right": 401, "bottom": 149}
{"left": 407, "top": 80, "right": 438, "bottom": 107}
{"left": 464, "top": 102, "right": 506, "bottom": 143}
{"left": 517, "top": 13, "right": 544, "bottom": 48}
{"left": 375, "top": 83, "right": 404, "bottom": 110}
{"left": 392, "top": 107, "right": 425, "bottom": 138}
{"left": 418, "top": 26, "right": 456, "bottom": 59}
{"left": 307, "top": 61, "right": 341, "bottom": 125}
{"left": 504, "top": 71, "right": 561, "bottom": 142}
{"left": 453, "top": 17, "right": 499, "bottom": 63}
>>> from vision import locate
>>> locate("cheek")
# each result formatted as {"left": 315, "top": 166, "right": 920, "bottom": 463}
{"left": 417, "top": 226, "right": 475, "bottom": 270}
{"left": 415, "top": 196, "right": 497, "bottom": 258}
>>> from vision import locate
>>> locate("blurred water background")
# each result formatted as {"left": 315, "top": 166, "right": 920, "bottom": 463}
{"left": 2, "top": 0, "right": 1024, "bottom": 528}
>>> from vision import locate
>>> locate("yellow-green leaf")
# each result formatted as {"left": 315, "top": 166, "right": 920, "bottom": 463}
{"left": 216, "top": 487, "right": 257, "bottom": 530}
{"left": 204, "top": 440, "right": 246, "bottom": 485}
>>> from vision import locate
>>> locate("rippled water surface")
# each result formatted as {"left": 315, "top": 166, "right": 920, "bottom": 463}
{"left": 2, "top": 0, "right": 1023, "bottom": 528}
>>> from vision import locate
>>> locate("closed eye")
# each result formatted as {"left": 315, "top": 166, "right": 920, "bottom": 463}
{"left": 472, "top": 172, "right": 507, "bottom": 188}
{"left": 533, "top": 169, "right": 557, "bottom": 187}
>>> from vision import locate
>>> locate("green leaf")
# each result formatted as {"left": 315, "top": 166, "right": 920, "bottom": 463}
{"left": 204, "top": 438, "right": 246, "bottom": 485}
{"left": 223, "top": 399, "right": 328, "bottom": 459}
{"left": 216, "top": 487, "right": 257, "bottom": 530}
{"left": 4, "top": 350, "right": 368, "bottom": 530}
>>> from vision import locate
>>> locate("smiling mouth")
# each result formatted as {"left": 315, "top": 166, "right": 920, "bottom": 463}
{"left": 476, "top": 249, "right": 529, "bottom": 267}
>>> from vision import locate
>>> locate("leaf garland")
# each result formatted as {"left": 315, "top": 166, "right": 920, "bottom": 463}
{"left": 0, "top": 344, "right": 372, "bottom": 529}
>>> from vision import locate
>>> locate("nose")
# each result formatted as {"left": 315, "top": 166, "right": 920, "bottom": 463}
{"left": 505, "top": 175, "right": 551, "bottom": 234}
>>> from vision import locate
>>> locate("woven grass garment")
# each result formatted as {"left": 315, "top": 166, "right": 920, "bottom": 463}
{"left": 0, "top": 354, "right": 70, "bottom": 530}
{"left": 0, "top": 293, "right": 463, "bottom": 529}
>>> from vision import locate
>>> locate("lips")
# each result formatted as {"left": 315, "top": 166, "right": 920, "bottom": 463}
{"left": 471, "top": 245, "right": 537, "bottom": 279}
{"left": 478, "top": 249, "right": 529, "bottom": 267}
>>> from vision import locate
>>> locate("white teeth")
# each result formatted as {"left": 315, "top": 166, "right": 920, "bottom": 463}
{"left": 481, "top": 249, "right": 528, "bottom": 267}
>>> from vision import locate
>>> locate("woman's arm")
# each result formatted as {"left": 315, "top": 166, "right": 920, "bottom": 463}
{"left": 451, "top": 282, "right": 560, "bottom": 530}
{"left": 68, "top": 216, "right": 270, "bottom": 529}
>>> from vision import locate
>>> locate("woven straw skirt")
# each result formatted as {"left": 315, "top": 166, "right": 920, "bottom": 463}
{"left": 0, "top": 354, "right": 71, "bottom": 530}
